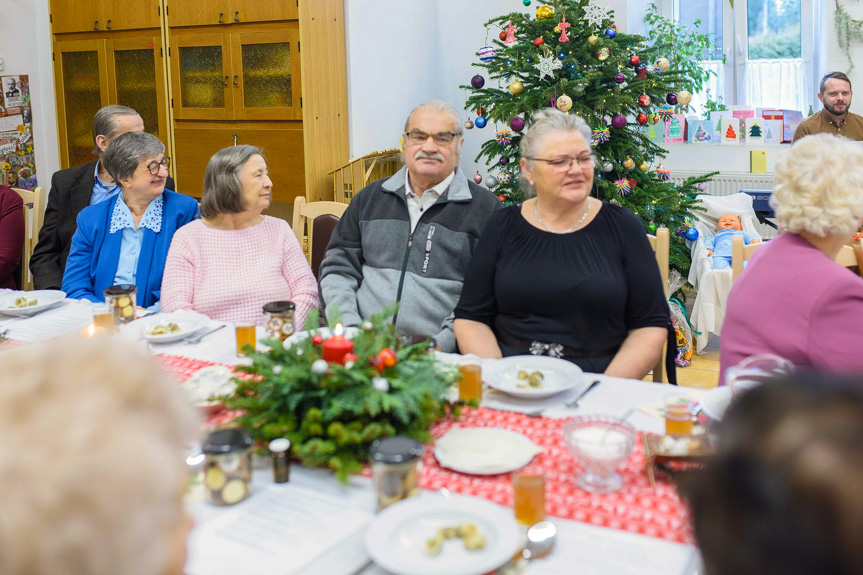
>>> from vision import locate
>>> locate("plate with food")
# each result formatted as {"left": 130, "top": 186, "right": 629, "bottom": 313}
{"left": 180, "top": 365, "right": 236, "bottom": 413}
{"left": 434, "top": 427, "right": 542, "bottom": 475}
{"left": 0, "top": 290, "right": 66, "bottom": 316}
{"left": 365, "top": 494, "right": 523, "bottom": 575}
{"left": 141, "top": 311, "right": 208, "bottom": 343}
{"left": 485, "top": 355, "right": 583, "bottom": 399}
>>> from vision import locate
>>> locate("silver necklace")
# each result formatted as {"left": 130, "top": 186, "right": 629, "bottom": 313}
{"left": 533, "top": 197, "right": 591, "bottom": 234}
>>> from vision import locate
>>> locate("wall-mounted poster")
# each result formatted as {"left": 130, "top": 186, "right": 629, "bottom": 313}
{"left": 0, "top": 75, "right": 37, "bottom": 190}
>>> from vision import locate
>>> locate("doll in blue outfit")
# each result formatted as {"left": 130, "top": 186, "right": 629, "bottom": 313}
{"left": 705, "top": 214, "right": 761, "bottom": 269}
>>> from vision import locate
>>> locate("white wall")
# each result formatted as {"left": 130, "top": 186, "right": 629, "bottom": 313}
{"left": 0, "top": 0, "right": 57, "bottom": 189}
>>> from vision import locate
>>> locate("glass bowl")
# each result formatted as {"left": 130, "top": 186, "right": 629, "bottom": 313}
{"left": 563, "top": 415, "right": 636, "bottom": 493}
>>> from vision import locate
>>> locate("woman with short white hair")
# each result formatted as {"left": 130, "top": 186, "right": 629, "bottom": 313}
{"left": 720, "top": 133, "right": 863, "bottom": 379}
{"left": 0, "top": 338, "right": 198, "bottom": 575}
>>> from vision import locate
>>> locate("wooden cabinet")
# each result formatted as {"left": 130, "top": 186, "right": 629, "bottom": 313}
{"left": 50, "top": 0, "right": 161, "bottom": 33}
{"left": 166, "top": 0, "right": 297, "bottom": 27}
{"left": 169, "top": 27, "right": 300, "bottom": 121}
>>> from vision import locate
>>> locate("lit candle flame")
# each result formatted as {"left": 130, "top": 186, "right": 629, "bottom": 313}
{"left": 333, "top": 323, "right": 344, "bottom": 337}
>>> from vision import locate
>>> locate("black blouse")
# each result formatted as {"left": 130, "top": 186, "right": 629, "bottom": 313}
{"left": 454, "top": 202, "right": 669, "bottom": 372}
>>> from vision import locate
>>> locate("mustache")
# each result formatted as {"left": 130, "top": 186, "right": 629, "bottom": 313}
{"left": 414, "top": 151, "right": 445, "bottom": 162}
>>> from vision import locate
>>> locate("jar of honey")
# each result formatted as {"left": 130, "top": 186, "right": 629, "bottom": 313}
{"left": 262, "top": 301, "right": 296, "bottom": 342}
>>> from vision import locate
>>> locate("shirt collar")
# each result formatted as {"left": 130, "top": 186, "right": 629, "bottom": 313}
{"left": 405, "top": 170, "right": 456, "bottom": 200}
{"left": 93, "top": 159, "right": 119, "bottom": 190}
{"left": 109, "top": 193, "right": 163, "bottom": 234}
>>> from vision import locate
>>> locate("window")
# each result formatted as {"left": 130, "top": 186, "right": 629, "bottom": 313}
{"left": 667, "top": 0, "right": 818, "bottom": 114}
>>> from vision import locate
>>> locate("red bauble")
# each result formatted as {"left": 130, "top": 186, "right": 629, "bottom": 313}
{"left": 627, "top": 178, "right": 637, "bottom": 188}
{"left": 378, "top": 348, "right": 398, "bottom": 369}
{"left": 533, "top": 37, "right": 545, "bottom": 47}
{"left": 498, "top": 194, "right": 506, "bottom": 202}
{"left": 477, "top": 106, "right": 485, "bottom": 116}
{"left": 636, "top": 112, "right": 649, "bottom": 125}
{"left": 629, "top": 54, "right": 641, "bottom": 67}
{"left": 637, "top": 94, "right": 651, "bottom": 108}
{"left": 311, "top": 334, "right": 324, "bottom": 345}
{"left": 343, "top": 353, "right": 357, "bottom": 364}
{"left": 499, "top": 30, "right": 507, "bottom": 41}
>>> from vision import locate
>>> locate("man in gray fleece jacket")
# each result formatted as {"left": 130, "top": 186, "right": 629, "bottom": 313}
{"left": 319, "top": 100, "right": 501, "bottom": 352}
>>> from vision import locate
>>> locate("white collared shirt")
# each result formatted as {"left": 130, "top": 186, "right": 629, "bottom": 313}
{"left": 404, "top": 170, "right": 455, "bottom": 232}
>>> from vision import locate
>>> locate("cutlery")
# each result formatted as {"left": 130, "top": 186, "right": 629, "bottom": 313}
{"left": 492, "top": 407, "right": 545, "bottom": 418}
{"left": 565, "top": 379, "right": 601, "bottom": 408}
{"left": 641, "top": 431, "right": 656, "bottom": 487}
{"left": 186, "top": 324, "right": 226, "bottom": 344}
{"left": 498, "top": 520, "right": 557, "bottom": 574}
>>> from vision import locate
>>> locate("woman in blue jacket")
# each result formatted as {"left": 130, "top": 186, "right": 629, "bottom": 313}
{"left": 62, "top": 132, "right": 198, "bottom": 309}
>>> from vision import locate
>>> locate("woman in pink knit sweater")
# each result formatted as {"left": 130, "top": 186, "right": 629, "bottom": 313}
{"left": 161, "top": 145, "right": 318, "bottom": 326}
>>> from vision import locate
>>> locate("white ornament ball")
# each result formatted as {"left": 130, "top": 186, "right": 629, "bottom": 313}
{"left": 477, "top": 46, "right": 496, "bottom": 62}
{"left": 677, "top": 90, "right": 692, "bottom": 105}
{"left": 372, "top": 377, "right": 390, "bottom": 392}
{"left": 485, "top": 175, "right": 499, "bottom": 188}
{"left": 617, "top": 81, "right": 628, "bottom": 90}
{"left": 272, "top": 365, "right": 283, "bottom": 375}
{"left": 498, "top": 171, "right": 512, "bottom": 184}
{"left": 556, "top": 94, "right": 573, "bottom": 112}
{"left": 311, "top": 359, "right": 329, "bottom": 375}
{"left": 602, "top": 162, "right": 614, "bottom": 173}
{"left": 362, "top": 321, "right": 374, "bottom": 331}
{"left": 655, "top": 57, "right": 670, "bottom": 72}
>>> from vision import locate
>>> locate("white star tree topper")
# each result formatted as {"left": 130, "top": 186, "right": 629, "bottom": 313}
{"left": 582, "top": 0, "right": 611, "bottom": 29}
{"left": 534, "top": 53, "right": 563, "bottom": 80}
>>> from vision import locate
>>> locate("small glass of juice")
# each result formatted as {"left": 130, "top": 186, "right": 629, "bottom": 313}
{"left": 664, "top": 394, "right": 695, "bottom": 436}
{"left": 458, "top": 359, "right": 483, "bottom": 402}
{"left": 92, "top": 304, "right": 114, "bottom": 333}
{"left": 513, "top": 468, "right": 546, "bottom": 526}
{"left": 235, "top": 323, "right": 256, "bottom": 356}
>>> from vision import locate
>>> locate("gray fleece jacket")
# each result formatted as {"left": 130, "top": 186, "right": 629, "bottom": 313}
{"left": 319, "top": 166, "right": 501, "bottom": 352}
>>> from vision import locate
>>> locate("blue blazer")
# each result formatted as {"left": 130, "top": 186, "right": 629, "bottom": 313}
{"left": 62, "top": 190, "right": 199, "bottom": 308}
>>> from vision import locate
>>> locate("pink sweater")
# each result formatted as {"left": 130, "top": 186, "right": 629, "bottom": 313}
{"left": 161, "top": 217, "right": 318, "bottom": 326}
{"left": 720, "top": 233, "right": 863, "bottom": 381}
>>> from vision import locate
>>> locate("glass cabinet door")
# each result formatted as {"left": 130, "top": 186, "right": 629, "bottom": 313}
{"left": 231, "top": 29, "right": 301, "bottom": 120}
{"left": 169, "top": 32, "right": 234, "bottom": 120}
{"left": 54, "top": 40, "right": 109, "bottom": 168}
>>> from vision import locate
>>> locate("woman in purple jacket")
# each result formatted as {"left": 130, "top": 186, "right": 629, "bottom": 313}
{"left": 0, "top": 185, "right": 24, "bottom": 289}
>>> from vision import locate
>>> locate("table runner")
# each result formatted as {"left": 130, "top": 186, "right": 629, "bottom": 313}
{"left": 158, "top": 354, "right": 248, "bottom": 428}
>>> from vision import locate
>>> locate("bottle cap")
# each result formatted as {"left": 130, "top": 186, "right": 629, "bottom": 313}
{"left": 269, "top": 438, "right": 291, "bottom": 453}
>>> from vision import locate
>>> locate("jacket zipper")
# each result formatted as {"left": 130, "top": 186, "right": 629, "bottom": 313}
{"left": 392, "top": 231, "right": 413, "bottom": 327}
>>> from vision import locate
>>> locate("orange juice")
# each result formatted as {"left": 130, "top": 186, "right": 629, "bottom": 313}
{"left": 93, "top": 311, "right": 114, "bottom": 332}
{"left": 235, "top": 324, "right": 256, "bottom": 356}
{"left": 513, "top": 470, "right": 546, "bottom": 526}
{"left": 665, "top": 417, "right": 694, "bottom": 436}
{"left": 665, "top": 395, "right": 694, "bottom": 435}
{"left": 458, "top": 363, "right": 482, "bottom": 402}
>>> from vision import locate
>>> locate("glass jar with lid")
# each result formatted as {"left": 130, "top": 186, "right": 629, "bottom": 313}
{"left": 202, "top": 428, "right": 254, "bottom": 506}
{"left": 263, "top": 301, "right": 296, "bottom": 342}
{"left": 104, "top": 284, "right": 137, "bottom": 326}
{"left": 370, "top": 436, "right": 424, "bottom": 510}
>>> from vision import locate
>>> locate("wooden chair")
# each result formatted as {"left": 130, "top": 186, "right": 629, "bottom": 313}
{"left": 647, "top": 227, "right": 673, "bottom": 384}
{"left": 292, "top": 197, "right": 348, "bottom": 280}
{"left": 12, "top": 186, "right": 46, "bottom": 291}
{"left": 733, "top": 235, "right": 863, "bottom": 283}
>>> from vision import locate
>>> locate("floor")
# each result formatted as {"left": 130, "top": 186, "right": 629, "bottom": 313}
{"left": 672, "top": 287, "right": 719, "bottom": 390}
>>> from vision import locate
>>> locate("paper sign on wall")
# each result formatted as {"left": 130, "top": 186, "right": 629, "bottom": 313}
{"left": 0, "top": 75, "right": 37, "bottom": 189}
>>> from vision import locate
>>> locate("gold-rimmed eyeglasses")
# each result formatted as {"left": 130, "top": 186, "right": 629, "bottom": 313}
{"left": 404, "top": 130, "right": 460, "bottom": 146}
{"left": 526, "top": 155, "right": 595, "bottom": 172}
{"left": 144, "top": 157, "right": 171, "bottom": 175}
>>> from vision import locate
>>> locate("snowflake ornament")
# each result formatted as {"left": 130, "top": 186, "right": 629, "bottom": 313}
{"left": 592, "top": 126, "right": 610, "bottom": 144}
{"left": 614, "top": 178, "right": 632, "bottom": 196}
{"left": 534, "top": 53, "right": 563, "bottom": 80}
{"left": 582, "top": 0, "right": 611, "bottom": 29}
{"left": 496, "top": 128, "right": 512, "bottom": 145}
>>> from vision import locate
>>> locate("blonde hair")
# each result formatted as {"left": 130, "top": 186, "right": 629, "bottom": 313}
{"left": 0, "top": 338, "right": 199, "bottom": 575}
{"left": 771, "top": 133, "right": 863, "bottom": 237}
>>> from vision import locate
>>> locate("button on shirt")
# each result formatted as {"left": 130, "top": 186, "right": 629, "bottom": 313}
{"left": 404, "top": 171, "right": 455, "bottom": 232}
{"left": 110, "top": 193, "right": 163, "bottom": 288}
{"left": 90, "top": 160, "right": 121, "bottom": 206}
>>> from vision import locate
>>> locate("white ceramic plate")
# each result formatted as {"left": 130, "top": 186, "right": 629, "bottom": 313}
{"left": 140, "top": 311, "right": 209, "bottom": 343}
{"left": 485, "top": 355, "right": 583, "bottom": 399}
{"left": 282, "top": 326, "right": 360, "bottom": 348}
{"left": 365, "top": 494, "right": 523, "bottom": 575}
{"left": 0, "top": 290, "right": 66, "bottom": 316}
{"left": 701, "top": 386, "right": 732, "bottom": 421}
{"left": 434, "top": 427, "right": 542, "bottom": 475}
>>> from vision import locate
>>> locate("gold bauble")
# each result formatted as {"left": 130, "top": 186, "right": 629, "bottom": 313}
{"left": 655, "top": 57, "right": 670, "bottom": 72}
{"left": 536, "top": 5, "right": 555, "bottom": 19}
{"left": 509, "top": 80, "right": 525, "bottom": 95}
{"left": 622, "top": 156, "right": 634, "bottom": 169}
{"left": 587, "top": 34, "right": 599, "bottom": 45}
{"left": 556, "top": 94, "right": 573, "bottom": 112}
{"left": 638, "top": 161, "right": 650, "bottom": 172}
{"left": 677, "top": 90, "right": 692, "bottom": 105}
{"left": 554, "top": 25, "right": 562, "bottom": 34}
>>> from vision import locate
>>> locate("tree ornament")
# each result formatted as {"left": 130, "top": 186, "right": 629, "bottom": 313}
{"left": 592, "top": 126, "right": 611, "bottom": 144}
{"left": 587, "top": 34, "right": 599, "bottom": 45}
{"left": 655, "top": 57, "right": 670, "bottom": 72}
{"left": 523, "top": 0, "right": 531, "bottom": 5}
{"left": 498, "top": 171, "right": 512, "bottom": 184}
{"left": 677, "top": 90, "right": 692, "bottom": 105}
{"left": 614, "top": 72, "right": 626, "bottom": 83}
{"left": 554, "top": 25, "right": 562, "bottom": 34}
{"left": 649, "top": 113, "right": 660, "bottom": 124}
{"left": 636, "top": 112, "right": 649, "bottom": 125}
{"left": 311, "top": 334, "right": 324, "bottom": 345}
{"left": 617, "top": 81, "right": 628, "bottom": 90}
{"left": 602, "top": 161, "right": 614, "bottom": 172}
{"left": 372, "top": 377, "right": 390, "bottom": 392}
{"left": 582, "top": 1, "right": 611, "bottom": 28}
{"left": 558, "top": 14, "right": 571, "bottom": 42}
{"left": 627, "top": 177, "right": 637, "bottom": 188}
{"left": 496, "top": 128, "right": 513, "bottom": 145}
{"left": 536, "top": 5, "right": 555, "bottom": 19}
{"left": 485, "top": 175, "right": 498, "bottom": 188}
{"left": 533, "top": 37, "right": 545, "bottom": 47}
{"left": 534, "top": 53, "right": 563, "bottom": 80}
{"left": 464, "top": 119, "right": 474, "bottom": 130}
{"left": 311, "top": 359, "right": 329, "bottom": 375}
{"left": 509, "top": 116, "right": 525, "bottom": 132}
{"left": 614, "top": 178, "right": 631, "bottom": 196}
{"left": 611, "top": 114, "right": 627, "bottom": 129}
{"left": 477, "top": 46, "right": 496, "bottom": 62}
{"left": 504, "top": 20, "right": 517, "bottom": 44}
{"left": 698, "top": 182, "right": 708, "bottom": 191}
{"left": 629, "top": 54, "right": 641, "bottom": 67}
{"left": 595, "top": 47, "right": 609, "bottom": 61}
{"left": 647, "top": 222, "right": 657, "bottom": 234}
{"left": 499, "top": 156, "right": 510, "bottom": 165}
{"left": 499, "top": 30, "right": 507, "bottom": 41}
{"left": 378, "top": 348, "right": 398, "bottom": 369}
{"left": 656, "top": 166, "right": 671, "bottom": 181}
{"left": 509, "top": 80, "right": 525, "bottom": 94}
{"left": 622, "top": 156, "right": 634, "bottom": 169}
{"left": 556, "top": 94, "right": 573, "bottom": 112}
{"left": 498, "top": 194, "right": 507, "bottom": 202}
{"left": 685, "top": 227, "right": 700, "bottom": 241}
{"left": 666, "top": 91, "right": 678, "bottom": 105}
{"left": 657, "top": 107, "right": 674, "bottom": 122}
{"left": 604, "top": 27, "right": 616, "bottom": 38}
{"left": 343, "top": 353, "right": 357, "bottom": 367}
{"left": 474, "top": 116, "right": 488, "bottom": 128}
{"left": 471, "top": 75, "right": 485, "bottom": 89}
{"left": 638, "top": 161, "right": 650, "bottom": 172}
{"left": 362, "top": 321, "right": 374, "bottom": 331}
{"left": 637, "top": 94, "right": 652, "bottom": 108}
{"left": 477, "top": 106, "right": 485, "bottom": 116}
{"left": 473, "top": 172, "right": 483, "bottom": 184}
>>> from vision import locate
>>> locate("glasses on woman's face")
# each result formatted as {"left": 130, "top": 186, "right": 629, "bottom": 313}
{"left": 526, "top": 155, "right": 596, "bottom": 172}
{"left": 144, "top": 157, "right": 171, "bottom": 176}
{"left": 404, "top": 130, "right": 459, "bottom": 146}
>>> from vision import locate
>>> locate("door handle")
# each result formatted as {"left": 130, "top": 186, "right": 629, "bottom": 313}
{"left": 94, "top": 20, "right": 99, "bottom": 30}
{"left": 234, "top": 10, "right": 239, "bottom": 21}
{"left": 223, "top": 76, "right": 229, "bottom": 87}
{"left": 233, "top": 74, "right": 238, "bottom": 86}
{"left": 106, "top": 19, "right": 112, "bottom": 29}
{"left": 218, "top": 12, "right": 224, "bottom": 23}
{"left": 232, "top": 134, "right": 238, "bottom": 146}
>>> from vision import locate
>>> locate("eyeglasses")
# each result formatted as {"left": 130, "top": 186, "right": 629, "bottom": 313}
{"left": 404, "top": 130, "right": 460, "bottom": 146}
{"left": 144, "top": 157, "right": 171, "bottom": 175}
{"left": 526, "top": 155, "right": 596, "bottom": 172}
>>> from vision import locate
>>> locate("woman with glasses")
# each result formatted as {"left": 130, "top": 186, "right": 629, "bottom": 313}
{"left": 454, "top": 108, "right": 668, "bottom": 377}
{"left": 62, "top": 131, "right": 198, "bottom": 308}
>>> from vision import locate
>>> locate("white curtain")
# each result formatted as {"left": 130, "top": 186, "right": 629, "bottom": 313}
{"left": 744, "top": 58, "right": 809, "bottom": 112}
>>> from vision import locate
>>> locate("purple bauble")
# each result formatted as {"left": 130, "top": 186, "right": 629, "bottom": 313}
{"left": 471, "top": 74, "right": 485, "bottom": 89}
{"left": 611, "top": 114, "right": 627, "bottom": 130}
{"left": 666, "top": 91, "right": 678, "bottom": 105}
{"left": 698, "top": 182, "right": 708, "bottom": 191}
{"left": 510, "top": 116, "right": 525, "bottom": 132}
{"left": 614, "top": 72, "right": 626, "bottom": 84}
{"left": 474, "top": 116, "right": 488, "bottom": 128}
{"left": 499, "top": 156, "right": 510, "bottom": 165}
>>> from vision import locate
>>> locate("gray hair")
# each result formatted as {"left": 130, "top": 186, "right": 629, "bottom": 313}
{"left": 404, "top": 100, "right": 463, "bottom": 136}
{"left": 102, "top": 131, "right": 165, "bottom": 183}
{"left": 91, "top": 105, "right": 140, "bottom": 156}
{"left": 200, "top": 145, "right": 263, "bottom": 218}
{"left": 518, "top": 108, "right": 593, "bottom": 198}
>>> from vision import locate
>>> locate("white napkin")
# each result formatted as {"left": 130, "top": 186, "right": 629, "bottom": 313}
{"left": 435, "top": 427, "right": 542, "bottom": 474}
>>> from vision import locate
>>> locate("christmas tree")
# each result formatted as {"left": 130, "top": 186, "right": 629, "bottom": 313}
{"left": 749, "top": 124, "right": 762, "bottom": 138}
{"left": 461, "top": 0, "right": 714, "bottom": 275}
{"left": 725, "top": 124, "right": 737, "bottom": 139}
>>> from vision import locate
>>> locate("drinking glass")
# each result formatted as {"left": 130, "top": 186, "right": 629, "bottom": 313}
{"left": 235, "top": 323, "right": 256, "bottom": 356}
{"left": 92, "top": 304, "right": 114, "bottom": 333}
{"left": 513, "top": 468, "right": 546, "bottom": 526}
{"left": 664, "top": 394, "right": 695, "bottom": 436}
{"left": 458, "top": 359, "right": 482, "bottom": 402}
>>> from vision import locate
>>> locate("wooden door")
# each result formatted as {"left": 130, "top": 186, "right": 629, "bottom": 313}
{"left": 230, "top": 0, "right": 298, "bottom": 23}
{"left": 173, "top": 123, "right": 304, "bottom": 203}
{"left": 53, "top": 39, "right": 110, "bottom": 169}
{"left": 102, "top": 0, "right": 162, "bottom": 30}
{"left": 106, "top": 36, "right": 169, "bottom": 150}
{"left": 50, "top": 0, "right": 104, "bottom": 33}
{"left": 168, "top": 32, "right": 234, "bottom": 120}
{"left": 230, "top": 29, "right": 301, "bottom": 121}
{"left": 165, "top": 0, "right": 230, "bottom": 27}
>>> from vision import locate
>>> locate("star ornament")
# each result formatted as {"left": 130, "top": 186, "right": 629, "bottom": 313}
{"left": 534, "top": 53, "right": 563, "bottom": 81}
{"left": 582, "top": 0, "right": 611, "bottom": 29}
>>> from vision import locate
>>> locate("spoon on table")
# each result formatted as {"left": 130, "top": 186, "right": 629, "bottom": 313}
{"left": 499, "top": 521, "right": 558, "bottom": 574}
{"left": 565, "top": 379, "right": 602, "bottom": 408}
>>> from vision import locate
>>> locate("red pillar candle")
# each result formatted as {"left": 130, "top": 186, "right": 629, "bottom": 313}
{"left": 321, "top": 324, "right": 354, "bottom": 364}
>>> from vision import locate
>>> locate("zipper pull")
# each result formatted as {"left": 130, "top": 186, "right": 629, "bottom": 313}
{"left": 407, "top": 233, "right": 413, "bottom": 250}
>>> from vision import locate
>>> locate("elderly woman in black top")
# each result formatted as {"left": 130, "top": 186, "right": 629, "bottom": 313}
{"left": 453, "top": 108, "right": 668, "bottom": 377}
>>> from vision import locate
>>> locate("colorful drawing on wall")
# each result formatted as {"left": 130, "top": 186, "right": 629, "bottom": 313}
{"left": 0, "top": 75, "right": 36, "bottom": 189}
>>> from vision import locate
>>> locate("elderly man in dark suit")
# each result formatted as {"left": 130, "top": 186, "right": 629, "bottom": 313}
{"left": 30, "top": 105, "right": 176, "bottom": 290}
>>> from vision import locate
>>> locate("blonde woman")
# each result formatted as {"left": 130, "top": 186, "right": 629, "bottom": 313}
{"left": 720, "top": 133, "right": 863, "bottom": 379}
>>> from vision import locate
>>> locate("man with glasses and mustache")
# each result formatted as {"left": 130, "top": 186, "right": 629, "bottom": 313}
{"left": 793, "top": 72, "right": 863, "bottom": 142}
{"left": 320, "top": 100, "right": 500, "bottom": 351}
{"left": 30, "top": 105, "right": 176, "bottom": 290}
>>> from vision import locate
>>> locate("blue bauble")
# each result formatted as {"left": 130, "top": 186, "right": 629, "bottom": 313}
{"left": 474, "top": 116, "right": 488, "bottom": 129}
{"left": 685, "top": 227, "right": 699, "bottom": 241}
{"left": 604, "top": 28, "right": 616, "bottom": 39}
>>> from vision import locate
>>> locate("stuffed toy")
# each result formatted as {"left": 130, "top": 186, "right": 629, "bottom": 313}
{"left": 704, "top": 214, "right": 760, "bottom": 270}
